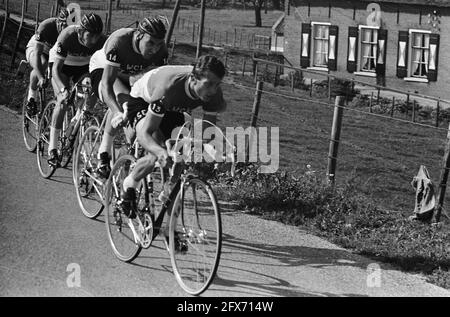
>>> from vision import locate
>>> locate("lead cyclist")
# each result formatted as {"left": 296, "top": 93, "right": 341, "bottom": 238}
{"left": 118, "top": 55, "right": 227, "bottom": 219}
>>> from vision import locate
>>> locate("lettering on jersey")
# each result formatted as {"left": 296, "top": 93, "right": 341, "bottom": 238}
{"left": 126, "top": 64, "right": 144, "bottom": 73}
{"left": 150, "top": 100, "right": 166, "bottom": 115}
{"left": 57, "top": 43, "right": 63, "bottom": 54}
{"left": 170, "top": 106, "right": 189, "bottom": 113}
{"left": 36, "top": 34, "right": 41, "bottom": 41}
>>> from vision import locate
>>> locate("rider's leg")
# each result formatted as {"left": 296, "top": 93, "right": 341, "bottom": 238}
{"left": 26, "top": 50, "right": 47, "bottom": 114}
{"left": 97, "top": 78, "right": 130, "bottom": 177}
{"left": 48, "top": 71, "right": 70, "bottom": 163}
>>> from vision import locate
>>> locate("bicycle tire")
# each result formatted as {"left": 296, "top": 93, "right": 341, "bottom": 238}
{"left": 36, "top": 100, "right": 57, "bottom": 179}
{"left": 73, "top": 125, "right": 104, "bottom": 219}
{"left": 60, "top": 105, "right": 76, "bottom": 168}
{"left": 104, "top": 154, "right": 142, "bottom": 262}
{"left": 169, "top": 177, "right": 222, "bottom": 295}
{"left": 22, "top": 93, "right": 39, "bottom": 152}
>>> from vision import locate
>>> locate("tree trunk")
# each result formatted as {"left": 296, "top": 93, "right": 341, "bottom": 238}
{"left": 254, "top": 3, "right": 262, "bottom": 27}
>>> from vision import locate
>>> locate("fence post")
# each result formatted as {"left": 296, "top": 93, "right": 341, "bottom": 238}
{"left": 234, "top": 28, "right": 237, "bottom": 47}
{"left": 377, "top": 87, "right": 380, "bottom": 104}
{"left": 369, "top": 92, "right": 373, "bottom": 113}
{"left": 310, "top": 78, "right": 313, "bottom": 97}
{"left": 106, "top": 0, "right": 113, "bottom": 34}
{"left": 0, "top": 0, "right": 9, "bottom": 47}
{"left": 241, "top": 58, "right": 246, "bottom": 76}
{"left": 166, "top": 0, "right": 181, "bottom": 45}
{"left": 327, "top": 96, "right": 345, "bottom": 187}
{"left": 412, "top": 99, "right": 416, "bottom": 122}
{"left": 391, "top": 96, "right": 395, "bottom": 117}
{"left": 247, "top": 81, "right": 264, "bottom": 161}
{"left": 10, "top": 0, "right": 26, "bottom": 69}
{"left": 328, "top": 76, "right": 331, "bottom": 101}
{"left": 196, "top": 0, "right": 206, "bottom": 59}
{"left": 406, "top": 94, "right": 410, "bottom": 116}
{"left": 433, "top": 121, "right": 450, "bottom": 223}
{"left": 192, "top": 22, "right": 195, "bottom": 43}
{"left": 436, "top": 99, "right": 440, "bottom": 127}
{"left": 291, "top": 71, "right": 295, "bottom": 92}
{"left": 35, "top": 2, "right": 40, "bottom": 33}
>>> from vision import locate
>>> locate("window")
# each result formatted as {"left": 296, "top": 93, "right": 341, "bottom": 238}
{"left": 360, "top": 27, "right": 378, "bottom": 72}
{"left": 348, "top": 25, "right": 387, "bottom": 77}
{"left": 301, "top": 22, "right": 338, "bottom": 71}
{"left": 397, "top": 30, "right": 439, "bottom": 82}
{"left": 311, "top": 23, "right": 330, "bottom": 68}
{"left": 410, "top": 30, "right": 430, "bottom": 78}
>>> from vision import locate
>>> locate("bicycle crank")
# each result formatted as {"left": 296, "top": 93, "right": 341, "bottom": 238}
{"left": 139, "top": 213, "right": 154, "bottom": 249}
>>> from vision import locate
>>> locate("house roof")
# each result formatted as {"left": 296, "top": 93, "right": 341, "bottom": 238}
{"left": 360, "top": 0, "right": 450, "bottom": 7}
{"left": 272, "top": 14, "right": 285, "bottom": 34}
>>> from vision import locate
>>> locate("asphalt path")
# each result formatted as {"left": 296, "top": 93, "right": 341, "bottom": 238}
{"left": 0, "top": 106, "right": 449, "bottom": 297}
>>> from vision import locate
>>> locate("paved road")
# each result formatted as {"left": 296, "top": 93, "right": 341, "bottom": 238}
{"left": 0, "top": 106, "right": 449, "bottom": 297}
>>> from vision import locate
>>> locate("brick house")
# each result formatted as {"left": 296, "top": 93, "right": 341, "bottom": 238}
{"left": 283, "top": 0, "right": 449, "bottom": 98}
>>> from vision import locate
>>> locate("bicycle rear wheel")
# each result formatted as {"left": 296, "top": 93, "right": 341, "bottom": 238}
{"left": 104, "top": 154, "right": 142, "bottom": 262}
{"left": 73, "top": 126, "right": 104, "bottom": 219}
{"left": 36, "top": 100, "right": 57, "bottom": 179}
{"left": 22, "top": 93, "right": 39, "bottom": 152}
{"left": 60, "top": 105, "right": 76, "bottom": 168}
{"left": 169, "top": 178, "right": 222, "bottom": 295}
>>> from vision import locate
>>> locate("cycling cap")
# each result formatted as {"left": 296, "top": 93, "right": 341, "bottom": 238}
{"left": 80, "top": 13, "right": 103, "bottom": 34}
{"left": 138, "top": 17, "right": 166, "bottom": 39}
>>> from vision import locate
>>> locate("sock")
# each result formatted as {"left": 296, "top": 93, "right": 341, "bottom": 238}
{"left": 48, "top": 127, "right": 60, "bottom": 155}
{"left": 28, "top": 88, "right": 38, "bottom": 101}
{"left": 99, "top": 151, "right": 110, "bottom": 165}
{"left": 123, "top": 175, "right": 139, "bottom": 192}
{"left": 98, "top": 132, "right": 113, "bottom": 159}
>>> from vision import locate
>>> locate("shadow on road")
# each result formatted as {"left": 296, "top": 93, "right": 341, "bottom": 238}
{"left": 212, "top": 232, "right": 374, "bottom": 297}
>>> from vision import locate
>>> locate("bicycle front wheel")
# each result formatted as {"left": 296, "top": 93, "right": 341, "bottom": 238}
{"left": 60, "top": 105, "right": 75, "bottom": 168}
{"left": 104, "top": 154, "right": 142, "bottom": 262}
{"left": 73, "top": 125, "right": 104, "bottom": 219}
{"left": 169, "top": 178, "right": 222, "bottom": 295}
{"left": 36, "top": 100, "right": 56, "bottom": 179}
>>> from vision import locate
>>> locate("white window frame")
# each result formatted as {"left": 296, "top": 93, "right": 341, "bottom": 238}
{"left": 404, "top": 29, "right": 432, "bottom": 83}
{"left": 355, "top": 25, "right": 379, "bottom": 77}
{"left": 308, "top": 22, "right": 331, "bottom": 72}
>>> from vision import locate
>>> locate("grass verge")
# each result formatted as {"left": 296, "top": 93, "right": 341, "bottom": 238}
{"left": 213, "top": 163, "right": 450, "bottom": 290}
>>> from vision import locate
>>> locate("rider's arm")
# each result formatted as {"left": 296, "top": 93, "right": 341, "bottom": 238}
{"left": 136, "top": 102, "right": 166, "bottom": 156}
{"left": 101, "top": 64, "right": 123, "bottom": 113}
{"left": 32, "top": 43, "right": 46, "bottom": 81}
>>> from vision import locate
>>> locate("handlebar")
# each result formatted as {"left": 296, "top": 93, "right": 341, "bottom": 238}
{"left": 164, "top": 119, "right": 236, "bottom": 177}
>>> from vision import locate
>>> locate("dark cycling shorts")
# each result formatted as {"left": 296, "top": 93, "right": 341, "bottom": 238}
{"left": 61, "top": 64, "right": 89, "bottom": 85}
{"left": 90, "top": 68, "right": 129, "bottom": 100}
{"left": 126, "top": 96, "right": 185, "bottom": 139}
{"left": 90, "top": 68, "right": 102, "bottom": 99}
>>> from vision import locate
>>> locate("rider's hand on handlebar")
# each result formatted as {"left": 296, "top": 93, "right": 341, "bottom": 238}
{"left": 111, "top": 103, "right": 129, "bottom": 129}
{"left": 156, "top": 149, "right": 173, "bottom": 169}
{"left": 37, "top": 77, "right": 48, "bottom": 89}
{"left": 56, "top": 87, "right": 69, "bottom": 104}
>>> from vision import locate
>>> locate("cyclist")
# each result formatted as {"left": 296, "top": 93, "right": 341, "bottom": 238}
{"left": 88, "top": 16, "right": 169, "bottom": 179}
{"left": 24, "top": 8, "right": 69, "bottom": 116}
{"left": 119, "top": 55, "right": 227, "bottom": 219}
{"left": 47, "top": 13, "right": 106, "bottom": 167}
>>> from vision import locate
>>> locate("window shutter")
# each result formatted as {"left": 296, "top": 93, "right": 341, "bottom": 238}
{"left": 301, "top": 23, "right": 311, "bottom": 68}
{"left": 347, "top": 26, "right": 358, "bottom": 73}
{"left": 376, "top": 29, "right": 387, "bottom": 76}
{"left": 328, "top": 25, "right": 339, "bottom": 71}
{"left": 397, "top": 31, "right": 409, "bottom": 78}
{"left": 427, "top": 33, "right": 440, "bottom": 82}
